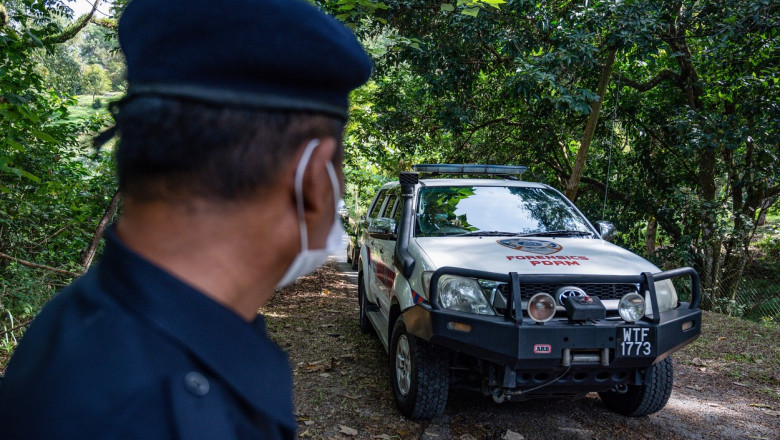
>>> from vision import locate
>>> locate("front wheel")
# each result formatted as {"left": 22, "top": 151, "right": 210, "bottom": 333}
{"left": 390, "top": 317, "right": 449, "bottom": 419}
{"left": 598, "top": 357, "right": 674, "bottom": 416}
{"left": 350, "top": 247, "right": 359, "bottom": 270}
{"left": 358, "top": 271, "right": 373, "bottom": 334}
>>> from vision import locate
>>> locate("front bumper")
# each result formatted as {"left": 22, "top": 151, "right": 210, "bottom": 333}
{"left": 403, "top": 267, "right": 702, "bottom": 372}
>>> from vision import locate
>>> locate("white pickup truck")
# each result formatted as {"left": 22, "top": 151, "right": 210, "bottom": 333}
{"left": 357, "top": 164, "right": 702, "bottom": 419}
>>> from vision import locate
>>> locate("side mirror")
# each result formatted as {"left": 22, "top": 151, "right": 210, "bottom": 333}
{"left": 596, "top": 221, "right": 616, "bottom": 242}
{"left": 367, "top": 217, "right": 397, "bottom": 240}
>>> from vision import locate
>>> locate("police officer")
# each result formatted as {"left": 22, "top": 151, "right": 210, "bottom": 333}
{"left": 0, "top": 0, "right": 371, "bottom": 438}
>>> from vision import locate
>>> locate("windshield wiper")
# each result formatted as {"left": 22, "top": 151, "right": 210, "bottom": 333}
{"left": 454, "top": 230, "right": 595, "bottom": 238}
{"left": 454, "top": 231, "right": 520, "bottom": 237}
{"left": 516, "top": 230, "right": 595, "bottom": 238}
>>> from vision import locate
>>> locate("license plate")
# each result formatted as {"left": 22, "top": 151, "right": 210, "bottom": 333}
{"left": 617, "top": 327, "right": 654, "bottom": 357}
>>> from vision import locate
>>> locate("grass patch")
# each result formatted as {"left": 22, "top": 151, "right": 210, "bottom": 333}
{"left": 678, "top": 311, "right": 780, "bottom": 388}
{"left": 66, "top": 93, "right": 120, "bottom": 123}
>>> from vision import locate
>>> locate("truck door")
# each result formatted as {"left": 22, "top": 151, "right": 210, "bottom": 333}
{"left": 363, "top": 190, "right": 389, "bottom": 306}
{"left": 370, "top": 191, "right": 400, "bottom": 316}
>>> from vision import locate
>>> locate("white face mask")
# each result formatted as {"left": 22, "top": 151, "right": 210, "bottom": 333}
{"left": 276, "top": 139, "right": 345, "bottom": 288}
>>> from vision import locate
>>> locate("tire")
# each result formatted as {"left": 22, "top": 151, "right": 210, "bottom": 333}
{"left": 389, "top": 317, "right": 449, "bottom": 419}
{"left": 358, "top": 271, "right": 373, "bottom": 334}
{"left": 350, "top": 248, "right": 359, "bottom": 270}
{"left": 599, "top": 357, "right": 674, "bottom": 416}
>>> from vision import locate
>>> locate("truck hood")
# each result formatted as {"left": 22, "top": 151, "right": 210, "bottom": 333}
{"left": 414, "top": 236, "right": 661, "bottom": 276}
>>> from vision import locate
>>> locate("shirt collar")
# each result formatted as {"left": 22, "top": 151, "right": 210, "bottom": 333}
{"left": 97, "top": 227, "right": 296, "bottom": 431}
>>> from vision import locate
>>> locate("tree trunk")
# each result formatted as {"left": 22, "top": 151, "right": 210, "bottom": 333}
{"left": 80, "top": 190, "right": 121, "bottom": 270}
{"left": 697, "top": 148, "right": 720, "bottom": 297}
{"left": 565, "top": 46, "right": 618, "bottom": 201}
{"left": 756, "top": 196, "right": 776, "bottom": 226}
{"left": 645, "top": 217, "right": 657, "bottom": 256}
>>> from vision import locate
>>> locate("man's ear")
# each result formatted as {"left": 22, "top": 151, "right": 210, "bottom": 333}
{"left": 297, "top": 137, "right": 341, "bottom": 246}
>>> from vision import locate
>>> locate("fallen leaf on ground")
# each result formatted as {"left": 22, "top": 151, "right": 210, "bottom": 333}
{"left": 749, "top": 403, "right": 772, "bottom": 409}
{"left": 734, "top": 382, "right": 750, "bottom": 387}
{"left": 371, "top": 435, "right": 392, "bottom": 439}
{"left": 690, "top": 357, "right": 704, "bottom": 365}
{"left": 339, "top": 425, "right": 358, "bottom": 436}
{"left": 459, "top": 434, "right": 476, "bottom": 440}
{"left": 503, "top": 430, "right": 526, "bottom": 440}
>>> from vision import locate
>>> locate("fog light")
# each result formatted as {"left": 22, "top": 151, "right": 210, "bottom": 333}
{"left": 528, "top": 293, "right": 556, "bottom": 323}
{"left": 619, "top": 293, "right": 645, "bottom": 323}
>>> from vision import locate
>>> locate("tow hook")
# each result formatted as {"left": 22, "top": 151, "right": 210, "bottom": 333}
{"left": 490, "top": 388, "right": 509, "bottom": 403}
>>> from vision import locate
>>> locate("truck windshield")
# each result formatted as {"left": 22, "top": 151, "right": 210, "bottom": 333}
{"left": 415, "top": 186, "right": 594, "bottom": 237}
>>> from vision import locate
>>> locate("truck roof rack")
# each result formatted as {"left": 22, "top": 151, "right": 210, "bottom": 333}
{"left": 412, "top": 164, "right": 528, "bottom": 178}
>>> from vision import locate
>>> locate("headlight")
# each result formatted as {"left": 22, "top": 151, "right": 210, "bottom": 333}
{"left": 619, "top": 293, "right": 645, "bottom": 323}
{"left": 646, "top": 279, "right": 678, "bottom": 314}
{"left": 437, "top": 275, "right": 495, "bottom": 315}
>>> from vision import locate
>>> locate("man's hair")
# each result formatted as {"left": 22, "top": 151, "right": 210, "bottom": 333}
{"left": 113, "top": 97, "right": 344, "bottom": 202}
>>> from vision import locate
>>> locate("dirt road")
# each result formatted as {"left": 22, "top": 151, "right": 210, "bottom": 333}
{"left": 264, "top": 260, "right": 780, "bottom": 440}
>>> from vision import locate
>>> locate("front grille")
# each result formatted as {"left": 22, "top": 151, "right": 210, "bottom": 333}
{"left": 497, "top": 283, "right": 638, "bottom": 301}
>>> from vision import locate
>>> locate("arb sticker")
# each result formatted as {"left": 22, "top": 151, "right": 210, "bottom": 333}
{"left": 533, "top": 344, "right": 552, "bottom": 354}
{"left": 497, "top": 239, "right": 562, "bottom": 255}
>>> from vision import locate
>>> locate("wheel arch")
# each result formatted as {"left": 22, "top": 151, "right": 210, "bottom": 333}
{"left": 389, "top": 301, "right": 401, "bottom": 338}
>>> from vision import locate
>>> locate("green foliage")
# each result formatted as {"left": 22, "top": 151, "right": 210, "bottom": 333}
{"left": 331, "top": 0, "right": 779, "bottom": 315}
{"left": 756, "top": 236, "right": 780, "bottom": 259}
{"left": 34, "top": 43, "right": 82, "bottom": 95}
{"left": 76, "top": 23, "right": 125, "bottom": 91}
{"left": 1, "top": 0, "right": 118, "bottom": 366}
{"left": 81, "top": 63, "right": 110, "bottom": 100}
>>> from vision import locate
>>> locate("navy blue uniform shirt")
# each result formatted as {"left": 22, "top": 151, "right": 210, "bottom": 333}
{"left": 0, "top": 228, "right": 296, "bottom": 439}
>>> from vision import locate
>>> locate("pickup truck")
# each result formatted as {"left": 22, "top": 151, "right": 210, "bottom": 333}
{"left": 356, "top": 164, "right": 701, "bottom": 419}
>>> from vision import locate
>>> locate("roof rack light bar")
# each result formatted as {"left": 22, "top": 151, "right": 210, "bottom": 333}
{"left": 412, "top": 164, "right": 528, "bottom": 176}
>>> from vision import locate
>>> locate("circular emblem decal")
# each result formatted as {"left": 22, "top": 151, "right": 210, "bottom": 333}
{"left": 555, "top": 286, "right": 587, "bottom": 306}
{"left": 497, "top": 239, "right": 563, "bottom": 255}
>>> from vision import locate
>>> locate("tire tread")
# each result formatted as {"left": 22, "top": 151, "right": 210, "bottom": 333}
{"left": 599, "top": 357, "right": 674, "bottom": 417}
{"left": 391, "top": 320, "right": 449, "bottom": 419}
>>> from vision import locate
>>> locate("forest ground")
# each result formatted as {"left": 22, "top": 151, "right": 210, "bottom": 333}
{"left": 265, "top": 259, "right": 780, "bottom": 440}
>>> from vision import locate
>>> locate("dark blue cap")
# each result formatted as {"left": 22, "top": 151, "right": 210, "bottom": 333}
{"left": 118, "top": 0, "right": 372, "bottom": 119}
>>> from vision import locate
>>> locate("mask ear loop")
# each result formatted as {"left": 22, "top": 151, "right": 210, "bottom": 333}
{"left": 325, "top": 161, "right": 341, "bottom": 215}
{"left": 293, "top": 139, "right": 322, "bottom": 252}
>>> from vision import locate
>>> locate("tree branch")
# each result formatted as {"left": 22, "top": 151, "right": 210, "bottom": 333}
{"left": 0, "top": 320, "right": 32, "bottom": 338}
{"left": 41, "top": 0, "right": 101, "bottom": 45}
{"left": 766, "top": 183, "right": 780, "bottom": 199}
{"left": 80, "top": 190, "right": 121, "bottom": 270}
{"left": 565, "top": 46, "right": 618, "bottom": 201}
{"left": 477, "top": 31, "right": 513, "bottom": 65}
{"left": 0, "top": 252, "right": 81, "bottom": 278}
{"left": 614, "top": 69, "right": 679, "bottom": 92}
{"left": 90, "top": 17, "right": 116, "bottom": 31}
